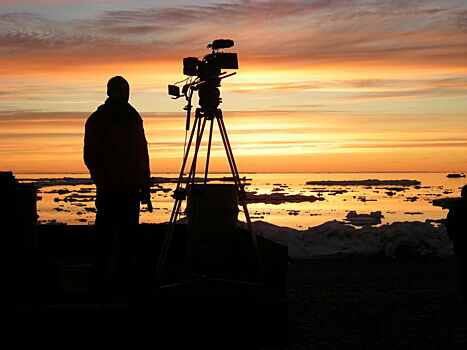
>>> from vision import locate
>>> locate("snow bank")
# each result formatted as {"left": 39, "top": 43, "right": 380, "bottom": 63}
{"left": 249, "top": 220, "right": 452, "bottom": 259}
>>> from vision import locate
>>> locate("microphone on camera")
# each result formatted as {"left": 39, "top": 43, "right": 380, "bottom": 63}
{"left": 208, "top": 39, "right": 234, "bottom": 50}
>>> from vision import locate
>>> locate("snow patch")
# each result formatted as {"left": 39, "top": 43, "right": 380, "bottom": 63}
{"left": 248, "top": 220, "right": 451, "bottom": 259}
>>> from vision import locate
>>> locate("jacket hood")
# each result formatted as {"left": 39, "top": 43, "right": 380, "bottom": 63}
{"left": 100, "top": 98, "right": 142, "bottom": 123}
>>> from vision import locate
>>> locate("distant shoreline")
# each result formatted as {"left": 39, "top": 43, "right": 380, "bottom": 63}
{"left": 14, "top": 171, "right": 460, "bottom": 175}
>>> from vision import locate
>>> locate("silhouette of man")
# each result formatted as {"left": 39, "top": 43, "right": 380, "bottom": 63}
{"left": 446, "top": 185, "right": 467, "bottom": 301}
{"left": 84, "top": 76, "right": 152, "bottom": 295}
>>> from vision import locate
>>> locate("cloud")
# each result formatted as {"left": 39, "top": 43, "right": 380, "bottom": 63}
{"left": 1, "top": 107, "right": 465, "bottom": 172}
{"left": 225, "top": 75, "right": 467, "bottom": 107}
{"left": 1, "top": 0, "right": 467, "bottom": 72}
{"left": 0, "top": 0, "right": 122, "bottom": 3}
{"left": 229, "top": 76, "right": 467, "bottom": 92}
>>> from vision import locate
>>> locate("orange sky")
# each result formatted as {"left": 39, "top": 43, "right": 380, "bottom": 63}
{"left": 1, "top": 0, "right": 466, "bottom": 173}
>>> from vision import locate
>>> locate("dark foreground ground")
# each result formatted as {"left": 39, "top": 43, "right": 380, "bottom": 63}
{"left": 3, "top": 256, "right": 467, "bottom": 349}
{"left": 287, "top": 256, "right": 467, "bottom": 350}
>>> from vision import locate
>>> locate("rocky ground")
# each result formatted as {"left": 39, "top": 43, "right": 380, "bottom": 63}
{"left": 287, "top": 256, "right": 467, "bottom": 350}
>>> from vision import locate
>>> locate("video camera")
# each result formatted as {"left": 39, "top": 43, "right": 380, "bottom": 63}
{"left": 168, "top": 39, "right": 238, "bottom": 111}
{"left": 182, "top": 39, "right": 238, "bottom": 78}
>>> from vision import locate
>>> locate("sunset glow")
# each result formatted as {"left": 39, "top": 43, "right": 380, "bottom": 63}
{"left": 1, "top": 0, "right": 466, "bottom": 173}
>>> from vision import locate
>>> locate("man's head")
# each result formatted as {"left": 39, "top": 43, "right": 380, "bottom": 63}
{"left": 107, "top": 76, "right": 130, "bottom": 102}
{"left": 462, "top": 185, "right": 467, "bottom": 199}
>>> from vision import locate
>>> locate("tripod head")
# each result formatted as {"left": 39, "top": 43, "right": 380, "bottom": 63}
{"left": 168, "top": 39, "right": 238, "bottom": 129}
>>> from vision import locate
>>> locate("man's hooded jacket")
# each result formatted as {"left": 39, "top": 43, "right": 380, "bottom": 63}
{"left": 84, "top": 98, "right": 150, "bottom": 193}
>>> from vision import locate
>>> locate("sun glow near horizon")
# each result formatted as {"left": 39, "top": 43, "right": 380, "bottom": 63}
{"left": 1, "top": 0, "right": 466, "bottom": 174}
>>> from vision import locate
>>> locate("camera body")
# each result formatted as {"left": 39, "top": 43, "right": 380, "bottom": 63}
{"left": 183, "top": 52, "right": 238, "bottom": 79}
{"left": 168, "top": 40, "right": 238, "bottom": 111}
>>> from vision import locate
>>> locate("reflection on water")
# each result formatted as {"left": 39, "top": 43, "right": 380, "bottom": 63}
{"left": 18, "top": 172, "right": 466, "bottom": 229}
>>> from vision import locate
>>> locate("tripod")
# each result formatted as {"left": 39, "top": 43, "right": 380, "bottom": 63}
{"left": 155, "top": 106, "right": 263, "bottom": 283}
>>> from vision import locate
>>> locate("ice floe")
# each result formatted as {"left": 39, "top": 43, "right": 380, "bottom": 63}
{"left": 245, "top": 192, "right": 324, "bottom": 204}
{"left": 306, "top": 179, "right": 421, "bottom": 186}
{"left": 432, "top": 197, "right": 462, "bottom": 209}
{"left": 344, "top": 211, "right": 383, "bottom": 226}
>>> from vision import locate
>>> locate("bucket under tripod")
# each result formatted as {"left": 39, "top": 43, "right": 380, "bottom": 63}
{"left": 186, "top": 184, "right": 239, "bottom": 240}
{"left": 186, "top": 184, "right": 254, "bottom": 276}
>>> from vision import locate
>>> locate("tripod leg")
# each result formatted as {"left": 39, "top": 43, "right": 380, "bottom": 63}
{"left": 157, "top": 113, "right": 207, "bottom": 282}
{"left": 216, "top": 113, "right": 264, "bottom": 279}
{"left": 204, "top": 118, "right": 214, "bottom": 184}
{"left": 216, "top": 114, "right": 244, "bottom": 190}
{"left": 156, "top": 198, "right": 183, "bottom": 280}
{"left": 188, "top": 115, "right": 208, "bottom": 184}
{"left": 175, "top": 113, "right": 201, "bottom": 186}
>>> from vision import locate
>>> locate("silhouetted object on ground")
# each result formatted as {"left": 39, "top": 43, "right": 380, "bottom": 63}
{"left": 0, "top": 171, "right": 37, "bottom": 298}
{"left": 84, "top": 76, "right": 152, "bottom": 295}
{"left": 446, "top": 184, "right": 467, "bottom": 300}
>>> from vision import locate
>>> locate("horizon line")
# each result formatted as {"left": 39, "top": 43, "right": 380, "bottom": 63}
{"left": 11, "top": 171, "right": 465, "bottom": 175}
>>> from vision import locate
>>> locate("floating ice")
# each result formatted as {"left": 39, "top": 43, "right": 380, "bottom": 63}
{"left": 19, "top": 176, "right": 250, "bottom": 188}
{"left": 432, "top": 197, "right": 462, "bottom": 209}
{"left": 345, "top": 211, "right": 383, "bottom": 226}
{"left": 446, "top": 173, "right": 466, "bottom": 178}
{"left": 245, "top": 192, "right": 324, "bottom": 204}
{"left": 306, "top": 179, "right": 420, "bottom": 186}
{"left": 38, "top": 219, "right": 67, "bottom": 225}
{"left": 20, "top": 177, "right": 94, "bottom": 187}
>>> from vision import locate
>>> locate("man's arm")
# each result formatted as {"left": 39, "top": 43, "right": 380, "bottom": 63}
{"left": 83, "top": 115, "right": 106, "bottom": 187}
{"left": 446, "top": 207, "right": 460, "bottom": 241}
{"left": 139, "top": 121, "right": 153, "bottom": 212}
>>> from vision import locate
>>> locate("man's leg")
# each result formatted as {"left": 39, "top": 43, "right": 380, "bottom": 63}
{"left": 458, "top": 254, "right": 467, "bottom": 301}
{"left": 90, "top": 187, "right": 117, "bottom": 294}
{"left": 117, "top": 191, "right": 140, "bottom": 291}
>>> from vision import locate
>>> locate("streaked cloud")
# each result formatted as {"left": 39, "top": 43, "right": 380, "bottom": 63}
{"left": 1, "top": 0, "right": 466, "bottom": 172}
{"left": 0, "top": 0, "right": 123, "bottom": 4}
{"left": 1, "top": 109, "right": 466, "bottom": 172}
{"left": 1, "top": 0, "right": 467, "bottom": 70}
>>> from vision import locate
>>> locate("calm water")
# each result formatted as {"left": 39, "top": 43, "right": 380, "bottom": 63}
{"left": 17, "top": 172, "right": 466, "bottom": 229}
